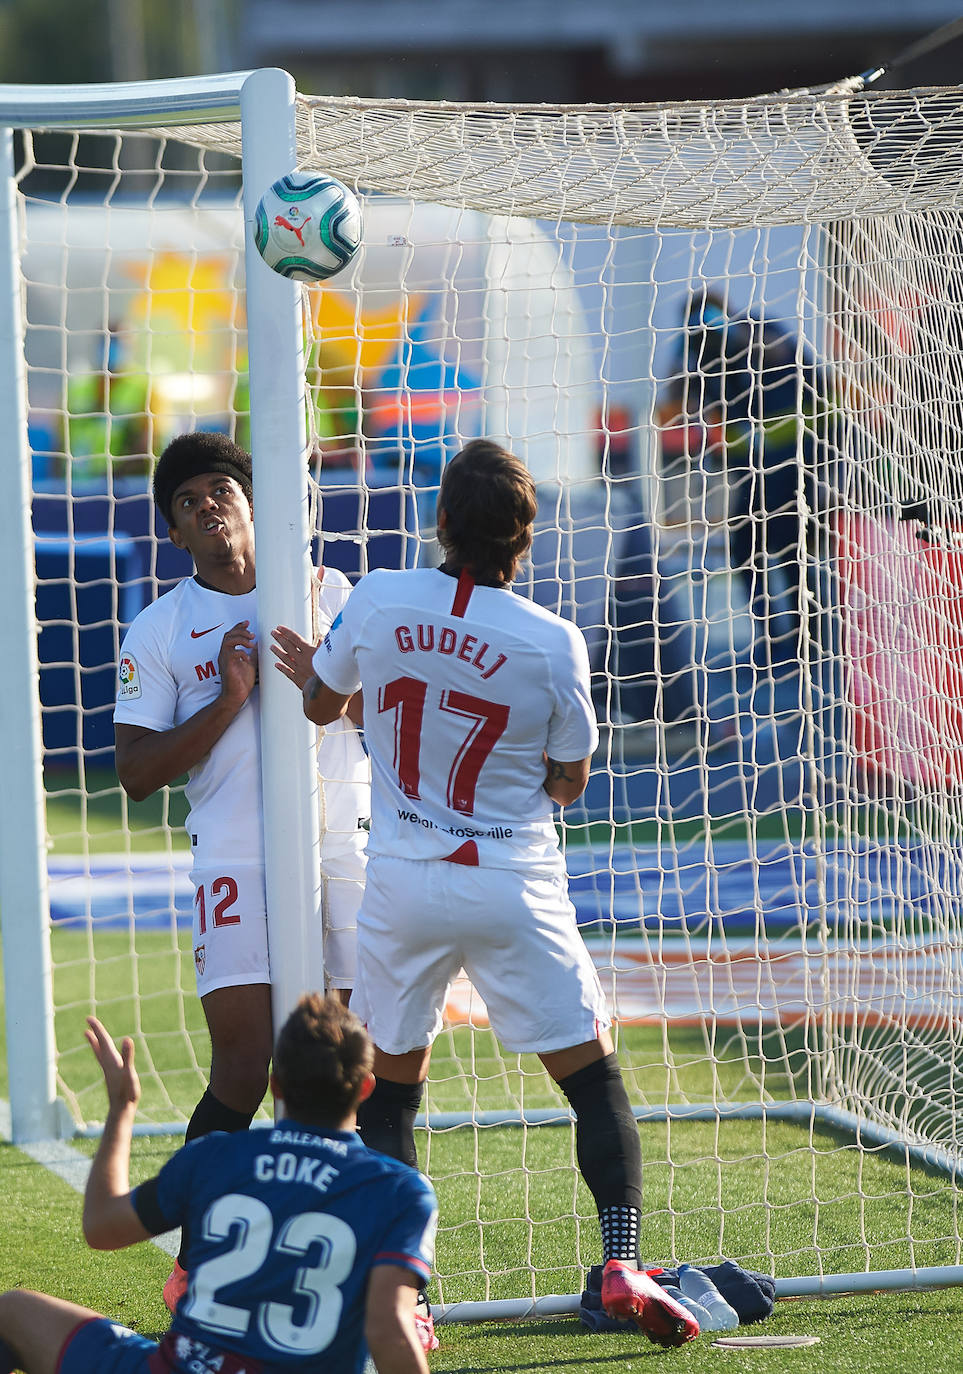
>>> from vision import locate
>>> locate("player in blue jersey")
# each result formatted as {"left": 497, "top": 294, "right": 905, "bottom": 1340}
{"left": 0, "top": 995, "right": 435, "bottom": 1374}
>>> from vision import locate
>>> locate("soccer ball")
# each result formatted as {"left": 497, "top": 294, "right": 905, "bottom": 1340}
{"left": 253, "top": 171, "right": 363, "bottom": 283}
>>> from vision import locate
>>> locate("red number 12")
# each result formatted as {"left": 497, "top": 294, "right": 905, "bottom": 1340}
{"left": 194, "top": 876, "right": 240, "bottom": 934}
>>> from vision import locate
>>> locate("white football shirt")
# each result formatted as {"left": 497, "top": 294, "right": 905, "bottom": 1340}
{"left": 313, "top": 567, "right": 598, "bottom": 874}
{"left": 115, "top": 568, "right": 368, "bottom": 867}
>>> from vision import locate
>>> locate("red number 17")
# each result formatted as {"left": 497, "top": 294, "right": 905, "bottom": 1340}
{"left": 379, "top": 676, "right": 509, "bottom": 816}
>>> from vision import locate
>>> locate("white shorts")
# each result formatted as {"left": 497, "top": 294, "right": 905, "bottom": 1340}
{"left": 190, "top": 852, "right": 364, "bottom": 997}
{"left": 190, "top": 864, "right": 271, "bottom": 998}
{"left": 352, "top": 854, "right": 610, "bottom": 1055}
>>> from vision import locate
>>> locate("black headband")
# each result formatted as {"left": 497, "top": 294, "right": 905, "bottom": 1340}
{"left": 153, "top": 450, "right": 253, "bottom": 525}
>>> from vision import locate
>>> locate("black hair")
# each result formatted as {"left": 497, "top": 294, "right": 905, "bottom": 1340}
{"left": 153, "top": 431, "right": 253, "bottom": 526}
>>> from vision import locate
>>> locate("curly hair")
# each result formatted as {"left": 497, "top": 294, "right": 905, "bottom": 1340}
{"left": 152, "top": 431, "right": 253, "bottom": 526}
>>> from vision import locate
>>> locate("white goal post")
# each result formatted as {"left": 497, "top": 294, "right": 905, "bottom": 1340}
{"left": 4, "top": 68, "right": 963, "bottom": 1317}
{"left": 0, "top": 70, "right": 323, "bottom": 1142}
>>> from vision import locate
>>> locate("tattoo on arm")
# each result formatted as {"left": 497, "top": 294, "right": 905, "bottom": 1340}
{"left": 547, "top": 759, "right": 577, "bottom": 784}
{"left": 304, "top": 676, "right": 324, "bottom": 702}
{"left": 544, "top": 753, "right": 590, "bottom": 804}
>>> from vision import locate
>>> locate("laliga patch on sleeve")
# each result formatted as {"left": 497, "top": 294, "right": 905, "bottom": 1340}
{"left": 117, "top": 654, "right": 142, "bottom": 700}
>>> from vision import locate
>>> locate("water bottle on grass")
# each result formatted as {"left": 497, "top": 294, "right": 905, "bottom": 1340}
{"left": 662, "top": 1285, "right": 711, "bottom": 1330}
{"left": 677, "top": 1263, "right": 739, "bottom": 1331}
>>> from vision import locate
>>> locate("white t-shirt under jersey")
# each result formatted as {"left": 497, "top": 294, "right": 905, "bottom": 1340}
{"left": 313, "top": 566, "right": 598, "bottom": 875}
{"left": 114, "top": 568, "right": 368, "bottom": 867}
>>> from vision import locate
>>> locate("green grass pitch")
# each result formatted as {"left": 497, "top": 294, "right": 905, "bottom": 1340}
{"left": 1, "top": 770, "right": 961, "bottom": 1368}
{"left": 8, "top": 924, "right": 963, "bottom": 1374}
{"left": 3, "top": 1128, "right": 963, "bottom": 1372}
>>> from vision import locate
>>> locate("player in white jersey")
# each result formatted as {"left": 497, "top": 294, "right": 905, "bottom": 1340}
{"left": 113, "top": 431, "right": 369, "bottom": 1312}
{"left": 272, "top": 439, "right": 700, "bottom": 1349}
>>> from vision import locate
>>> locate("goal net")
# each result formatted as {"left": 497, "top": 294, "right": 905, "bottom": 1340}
{"left": 3, "top": 73, "right": 963, "bottom": 1313}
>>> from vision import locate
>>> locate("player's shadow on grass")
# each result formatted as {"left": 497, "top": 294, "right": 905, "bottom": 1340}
{"left": 439, "top": 1317, "right": 670, "bottom": 1370}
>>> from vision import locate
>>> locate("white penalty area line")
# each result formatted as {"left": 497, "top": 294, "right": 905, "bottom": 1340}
{"left": 2, "top": 1099, "right": 178, "bottom": 1260}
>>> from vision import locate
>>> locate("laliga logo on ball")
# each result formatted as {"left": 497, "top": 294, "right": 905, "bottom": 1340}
{"left": 253, "top": 171, "right": 363, "bottom": 283}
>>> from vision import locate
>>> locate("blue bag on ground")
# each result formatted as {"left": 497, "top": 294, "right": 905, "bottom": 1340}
{"left": 646, "top": 1260, "right": 775, "bottom": 1325}
{"left": 701, "top": 1260, "right": 775, "bottom": 1324}
{"left": 580, "top": 1258, "right": 775, "bottom": 1331}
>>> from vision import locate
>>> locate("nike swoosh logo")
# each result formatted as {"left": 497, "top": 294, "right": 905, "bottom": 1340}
{"left": 190, "top": 624, "right": 224, "bottom": 639}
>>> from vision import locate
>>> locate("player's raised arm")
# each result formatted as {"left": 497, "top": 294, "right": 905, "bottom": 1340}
{"left": 81, "top": 1017, "right": 152, "bottom": 1250}
{"left": 271, "top": 623, "right": 365, "bottom": 729}
{"left": 302, "top": 672, "right": 353, "bottom": 726}
{"left": 269, "top": 622, "right": 316, "bottom": 688}
{"left": 272, "top": 624, "right": 355, "bottom": 725}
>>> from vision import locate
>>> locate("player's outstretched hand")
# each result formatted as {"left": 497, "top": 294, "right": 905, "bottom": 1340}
{"left": 85, "top": 1016, "right": 141, "bottom": 1115}
{"left": 270, "top": 624, "right": 318, "bottom": 690}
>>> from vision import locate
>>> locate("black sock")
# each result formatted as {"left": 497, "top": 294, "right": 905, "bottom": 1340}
{"left": 185, "top": 1088, "right": 255, "bottom": 1143}
{"left": 178, "top": 1088, "right": 256, "bottom": 1264}
{"left": 357, "top": 1078, "right": 424, "bottom": 1169}
{"left": 557, "top": 1053, "right": 643, "bottom": 1262}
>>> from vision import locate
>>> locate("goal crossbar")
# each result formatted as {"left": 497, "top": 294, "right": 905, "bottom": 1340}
{"left": 4, "top": 75, "right": 963, "bottom": 229}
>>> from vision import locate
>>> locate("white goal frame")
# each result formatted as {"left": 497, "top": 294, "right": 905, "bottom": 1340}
{"left": 3, "top": 68, "right": 963, "bottom": 1319}
{"left": 0, "top": 69, "right": 322, "bottom": 1141}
